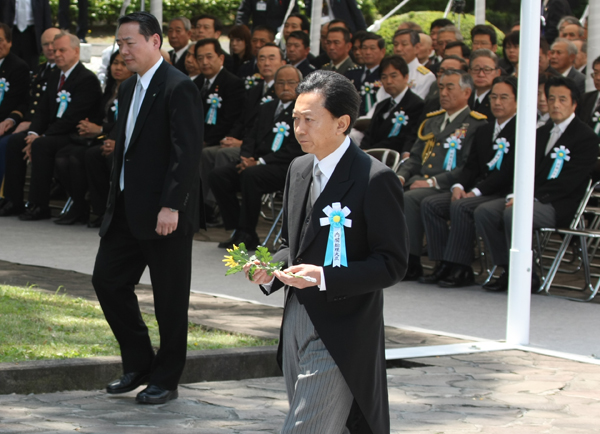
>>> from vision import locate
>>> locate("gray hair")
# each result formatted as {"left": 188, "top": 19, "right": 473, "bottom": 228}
{"left": 441, "top": 69, "right": 473, "bottom": 91}
{"left": 54, "top": 31, "right": 80, "bottom": 49}
{"left": 169, "top": 16, "right": 191, "bottom": 32}
{"left": 573, "top": 39, "right": 587, "bottom": 54}
{"left": 557, "top": 15, "right": 581, "bottom": 31}
{"left": 552, "top": 38, "right": 578, "bottom": 56}
{"left": 274, "top": 64, "right": 303, "bottom": 82}
{"left": 438, "top": 25, "right": 463, "bottom": 42}
{"left": 470, "top": 48, "right": 499, "bottom": 68}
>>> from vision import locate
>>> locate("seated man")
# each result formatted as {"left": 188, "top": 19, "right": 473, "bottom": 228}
{"left": 361, "top": 55, "right": 424, "bottom": 158}
{"left": 191, "top": 14, "right": 235, "bottom": 72}
{"left": 321, "top": 26, "right": 356, "bottom": 75}
{"left": 576, "top": 55, "right": 599, "bottom": 130}
{"left": 238, "top": 26, "right": 275, "bottom": 79}
{"left": 397, "top": 69, "right": 487, "bottom": 280}
{"left": 468, "top": 49, "right": 501, "bottom": 121}
{"left": 184, "top": 42, "right": 201, "bottom": 80}
{"left": 549, "top": 38, "right": 586, "bottom": 94}
{"left": 285, "top": 31, "right": 315, "bottom": 77}
{"left": 444, "top": 41, "right": 471, "bottom": 64}
{"left": 209, "top": 65, "right": 304, "bottom": 249}
{"left": 392, "top": 29, "right": 436, "bottom": 100}
{"left": 0, "top": 32, "right": 102, "bottom": 220}
{"left": 476, "top": 76, "right": 600, "bottom": 292}
{"left": 167, "top": 16, "right": 192, "bottom": 74}
{"left": 421, "top": 55, "right": 469, "bottom": 121}
{"left": 420, "top": 76, "right": 518, "bottom": 287}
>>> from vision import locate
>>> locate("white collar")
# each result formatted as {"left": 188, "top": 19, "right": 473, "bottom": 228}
{"left": 313, "top": 136, "right": 351, "bottom": 182}
{"left": 391, "top": 87, "right": 409, "bottom": 106}
{"left": 278, "top": 100, "right": 293, "bottom": 109}
{"left": 561, "top": 66, "right": 572, "bottom": 77}
{"left": 293, "top": 58, "right": 308, "bottom": 68}
{"left": 60, "top": 62, "right": 78, "bottom": 80}
{"left": 365, "top": 65, "right": 379, "bottom": 74}
{"left": 495, "top": 114, "right": 515, "bottom": 132}
{"left": 206, "top": 66, "right": 223, "bottom": 86}
{"left": 476, "top": 88, "right": 490, "bottom": 103}
{"left": 173, "top": 45, "right": 188, "bottom": 62}
{"left": 407, "top": 57, "right": 420, "bottom": 71}
{"left": 137, "top": 57, "right": 163, "bottom": 91}
{"left": 443, "top": 105, "right": 470, "bottom": 125}
{"left": 265, "top": 79, "right": 274, "bottom": 88}
{"left": 553, "top": 112, "right": 576, "bottom": 134}
{"left": 190, "top": 74, "right": 199, "bottom": 81}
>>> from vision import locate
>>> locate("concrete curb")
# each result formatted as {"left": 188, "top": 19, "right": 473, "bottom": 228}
{"left": 0, "top": 346, "right": 280, "bottom": 395}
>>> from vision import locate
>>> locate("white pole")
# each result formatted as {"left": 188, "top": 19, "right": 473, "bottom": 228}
{"left": 150, "top": 0, "right": 162, "bottom": 30}
{"left": 368, "top": 0, "right": 411, "bottom": 32}
{"left": 586, "top": 1, "right": 599, "bottom": 92}
{"left": 475, "top": 0, "right": 486, "bottom": 25}
{"left": 505, "top": 0, "right": 540, "bottom": 346}
{"left": 443, "top": 0, "right": 452, "bottom": 18}
{"left": 309, "top": 0, "right": 323, "bottom": 55}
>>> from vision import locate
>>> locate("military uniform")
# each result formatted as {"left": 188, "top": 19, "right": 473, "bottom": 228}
{"left": 9, "top": 61, "right": 55, "bottom": 125}
{"left": 321, "top": 56, "right": 357, "bottom": 75}
{"left": 397, "top": 107, "right": 487, "bottom": 256}
{"left": 406, "top": 58, "right": 436, "bottom": 100}
{"left": 345, "top": 65, "right": 382, "bottom": 116}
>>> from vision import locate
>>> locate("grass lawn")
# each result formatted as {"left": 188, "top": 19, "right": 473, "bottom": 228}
{"left": 0, "top": 285, "right": 277, "bottom": 363}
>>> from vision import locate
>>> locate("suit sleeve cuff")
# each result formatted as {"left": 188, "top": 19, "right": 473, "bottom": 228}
{"left": 451, "top": 183, "right": 464, "bottom": 191}
{"left": 471, "top": 188, "right": 482, "bottom": 197}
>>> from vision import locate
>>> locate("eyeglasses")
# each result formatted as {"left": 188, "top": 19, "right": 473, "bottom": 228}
{"left": 591, "top": 71, "right": 600, "bottom": 78}
{"left": 275, "top": 80, "right": 299, "bottom": 87}
{"left": 470, "top": 67, "right": 497, "bottom": 75}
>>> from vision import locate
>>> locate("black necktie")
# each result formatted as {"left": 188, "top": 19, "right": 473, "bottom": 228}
{"left": 274, "top": 102, "right": 283, "bottom": 120}
{"left": 201, "top": 79, "right": 210, "bottom": 98}
{"left": 170, "top": 51, "right": 177, "bottom": 64}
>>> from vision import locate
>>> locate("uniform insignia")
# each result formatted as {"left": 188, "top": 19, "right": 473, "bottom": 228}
{"left": 470, "top": 111, "right": 487, "bottom": 120}
{"left": 323, "top": 63, "right": 330, "bottom": 68}
{"left": 417, "top": 65, "right": 430, "bottom": 75}
{"left": 408, "top": 79, "right": 416, "bottom": 88}
{"left": 426, "top": 109, "right": 446, "bottom": 118}
{"left": 454, "top": 123, "right": 469, "bottom": 139}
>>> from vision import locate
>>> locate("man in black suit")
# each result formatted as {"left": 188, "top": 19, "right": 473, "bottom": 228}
{"left": 477, "top": 76, "right": 600, "bottom": 292}
{"left": 0, "top": 32, "right": 102, "bottom": 220}
{"left": 92, "top": 12, "right": 203, "bottom": 404}
{"left": 237, "top": 25, "right": 275, "bottom": 79}
{"left": 167, "top": 16, "right": 191, "bottom": 74}
{"left": 361, "top": 55, "right": 424, "bottom": 157}
{"left": 304, "top": 0, "right": 367, "bottom": 33}
{"left": 58, "top": 0, "right": 88, "bottom": 42}
{"left": 209, "top": 65, "right": 303, "bottom": 249}
{"left": 542, "top": 0, "right": 572, "bottom": 45}
{"left": 549, "top": 38, "right": 586, "bottom": 94}
{"left": 468, "top": 49, "right": 501, "bottom": 122}
{"left": 243, "top": 70, "right": 407, "bottom": 434}
{"left": 236, "top": 0, "right": 298, "bottom": 31}
{"left": 286, "top": 31, "right": 315, "bottom": 78}
{"left": 420, "top": 76, "right": 518, "bottom": 288}
{"left": 576, "top": 55, "right": 600, "bottom": 130}
{"left": 0, "top": 0, "right": 52, "bottom": 71}
{"left": 191, "top": 14, "right": 235, "bottom": 72}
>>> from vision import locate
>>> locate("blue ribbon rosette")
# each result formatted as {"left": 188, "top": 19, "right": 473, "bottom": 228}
{"left": 548, "top": 145, "right": 570, "bottom": 180}
{"left": 0, "top": 78, "right": 9, "bottom": 106}
{"left": 111, "top": 99, "right": 118, "bottom": 120}
{"left": 205, "top": 93, "right": 222, "bottom": 125}
{"left": 593, "top": 111, "right": 600, "bottom": 136}
{"left": 360, "top": 82, "right": 376, "bottom": 112}
{"left": 319, "top": 203, "right": 352, "bottom": 267}
{"left": 388, "top": 110, "right": 408, "bottom": 137}
{"left": 487, "top": 137, "right": 510, "bottom": 171}
{"left": 261, "top": 95, "right": 274, "bottom": 104}
{"left": 271, "top": 121, "right": 290, "bottom": 151}
{"left": 56, "top": 90, "right": 72, "bottom": 118}
{"left": 443, "top": 135, "right": 462, "bottom": 171}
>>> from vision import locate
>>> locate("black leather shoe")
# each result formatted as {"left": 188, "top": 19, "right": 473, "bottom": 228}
{"left": 438, "top": 265, "right": 475, "bottom": 288}
{"left": 106, "top": 371, "right": 151, "bottom": 394}
{"left": 18, "top": 205, "right": 51, "bottom": 221}
{"left": 418, "top": 262, "right": 453, "bottom": 284}
{"left": 88, "top": 215, "right": 103, "bottom": 228}
{"left": 483, "top": 271, "right": 508, "bottom": 292}
{"left": 218, "top": 230, "right": 239, "bottom": 249}
{"left": 0, "top": 200, "right": 25, "bottom": 217}
{"left": 136, "top": 385, "right": 178, "bottom": 404}
{"left": 403, "top": 262, "right": 423, "bottom": 281}
{"left": 55, "top": 207, "right": 89, "bottom": 225}
{"left": 531, "top": 271, "right": 541, "bottom": 294}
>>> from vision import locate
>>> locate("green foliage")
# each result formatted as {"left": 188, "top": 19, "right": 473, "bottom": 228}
{"left": 377, "top": 11, "right": 505, "bottom": 56}
{"left": 223, "top": 242, "right": 284, "bottom": 278}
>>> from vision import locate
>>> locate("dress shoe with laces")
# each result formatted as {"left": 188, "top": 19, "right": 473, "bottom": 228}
{"left": 136, "top": 385, "right": 178, "bottom": 404}
{"left": 438, "top": 265, "right": 475, "bottom": 288}
{"left": 483, "top": 271, "right": 508, "bottom": 292}
{"left": 88, "top": 215, "right": 103, "bottom": 228}
{"left": 18, "top": 205, "right": 51, "bottom": 221}
{"left": 0, "top": 200, "right": 25, "bottom": 217}
{"left": 55, "top": 207, "right": 89, "bottom": 225}
{"left": 418, "top": 262, "right": 453, "bottom": 284}
{"left": 106, "top": 371, "right": 151, "bottom": 394}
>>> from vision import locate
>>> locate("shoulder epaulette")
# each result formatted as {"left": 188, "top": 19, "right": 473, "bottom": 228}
{"left": 347, "top": 66, "right": 361, "bottom": 72}
{"left": 470, "top": 111, "right": 487, "bottom": 120}
{"left": 426, "top": 109, "right": 446, "bottom": 118}
{"left": 417, "top": 65, "right": 430, "bottom": 75}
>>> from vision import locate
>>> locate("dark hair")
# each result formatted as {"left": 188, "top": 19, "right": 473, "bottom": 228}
{"left": 118, "top": 11, "right": 163, "bottom": 48}
{"left": 470, "top": 24, "right": 497, "bottom": 46}
{"left": 393, "top": 29, "right": 419, "bottom": 46}
{"left": 194, "top": 14, "right": 224, "bottom": 34}
{"left": 540, "top": 37, "right": 550, "bottom": 54}
{"left": 380, "top": 55, "right": 409, "bottom": 76}
{"left": 287, "top": 30, "right": 310, "bottom": 48}
{"left": 362, "top": 32, "right": 385, "bottom": 50}
{"left": 352, "top": 30, "right": 368, "bottom": 44}
{"left": 288, "top": 13, "right": 310, "bottom": 32}
{"left": 228, "top": 24, "right": 253, "bottom": 62}
{"left": 0, "top": 23, "right": 12, "bottom": 43}
{"left": 259, "top": 42, "right": 285, "bottom": 61}
{"left": 430, "top": 18, "right": 453, "bottom": 33}
{"left": 327, "top": 26, "right": 351, "bottom": 43}
{"left": 296, "top": 70, "right": 360, "bottom": 134}
{"left": 491, "top": 75, "right": 518, "bottom": 100}
{"left": 593, "top": 55, "right": 600, "bottom": 70}
{"left": 445, "top": 41, "right": 471, "bottom": 59}
{"left": 104, "top": 49, "right": 121, "bottom": 99}
{"left": 502, "top": 30, "right": 519, "bottom": 66}
{"left": 195, "top": 38, "right": 225, "bottom": 57}
{"left": 440, "top": 55, "right": 469, "bottom": 72}
{"left": 544, "top": 75, "right": 580, "bottom": 106}
{"left": 253, "top": 25, "right": 276, "bottom": 41}
{"left": 329, "top": 19, "right": 350, "bottom": 31}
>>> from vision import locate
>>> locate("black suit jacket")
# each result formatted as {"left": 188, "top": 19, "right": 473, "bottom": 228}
{"left": 100, "top": 60, "right": 204, "bottom": 240}
{"left": 0, "top": 52, "right": 30, "bottom": 121}
{"left": 228, "top": 79, "right": 276, "bottom": 139}
{"left": 576, "top": 90, "right": 598, "bottom": 127}
{"left": 455, "top": 117, "right": 516, "bottom": 196}
{"left": 264, "top": 141, "right": 408, "bottom": 434}
{"left": 29, "top": 62, "right": 102, "bottom": 136}
{"left": 235, "top": 0, "right": 298, "bottom": 30}
{"left": 469, "top": 91, "right": 494, "bottom": 122}
{"left": 361, "top": 89, "right": 424, "bottom": 154}
{"left": 196, "top": 69, "right": 246, "bottom": 147}
{"left": 169, "top": 48, "right": 188, "bottom": 74}
{"left": 543, "top": 0, "right": 572, "bottom": 44}
{"left": 304, "top": 0, "right": 367, "bottom": 33}
{"left": 345, "top": 66, "right": 381, "bottom": 116}
{"left": 237, "top": 57, "right": 258, "bottom": 78}
{"left": 293, "top": 58, "right": 316, "bottom": 78}
{"left": 566, "top": 67, "right": 586, "bottom": 95}
{"left": 0, "top": 0, "right": 52, "bottom": 53}
{"left": 239, "top": 99, "right": 303, "bottom": 165}
{"left": 534, "top": 117, "right": 599, "bottom": 226}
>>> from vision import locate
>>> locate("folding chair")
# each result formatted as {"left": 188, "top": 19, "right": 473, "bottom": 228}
{"left": 364, "top": 148, "right": 402, "bottom": 172}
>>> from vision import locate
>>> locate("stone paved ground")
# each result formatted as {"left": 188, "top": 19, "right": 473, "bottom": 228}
{"left": 1, "top": 350, "right": 599, "bottom": 433}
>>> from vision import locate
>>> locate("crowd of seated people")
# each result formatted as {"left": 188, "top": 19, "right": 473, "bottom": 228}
{"left": 0, "top": 8, "right": 598, "bottom": 295}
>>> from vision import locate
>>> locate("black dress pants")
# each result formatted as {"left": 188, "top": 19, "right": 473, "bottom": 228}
{"left": 92, "top": 195, "right": 193, "bottom": 390}
{"left": 11, "top": 26, "right": 39, "bottom": 71}
{"left": 58, "top": 0, "right": 89, "bottom": 40}
{"left": 85, "top": 145, "right": 112, "bottom": 215}
{"left": 208, "top": 162, "right": 288, "bottom": 232}
{"left": 55, "top": 144, "right": 88, "bottom": 209}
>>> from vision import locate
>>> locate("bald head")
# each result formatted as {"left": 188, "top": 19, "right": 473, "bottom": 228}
{"left": 41, "top": 27, "right": 62, "bottom": 62}
{"left": 417, "top": 33, "right": 433, "bottom": 64}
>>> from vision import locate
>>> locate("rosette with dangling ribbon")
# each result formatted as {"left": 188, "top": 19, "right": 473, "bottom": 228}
{"left": 245, "top": 75, "right": 258, "bottom": 89}
{"left": 487, "top": 137, "right": 510, "bottom": 171}
{"left": 205, "top": 93, "right": 222, "bottom": 125}
{"left": 319, "top": 203, "right": 352, "bottom": 267}
{"left": 360, "top": 82, "right": 376, "bottom": 112}
{"left": 271, "top": 121, "right": 290, "bottom": 151}
{"left": 111, "top": 99, "right": 118, "bottom": 120}
{"left": 56, "top": 90, "right": 72, "bottom": 118}
{"left": 0, "top": 78, "right": 10, "bottom": 106}
{"left": 548, "top": 145, "right": 570, "bottom": 179}
{"left": 443, "top": 135, "right": 462, "bottom": 171}
{"left": 593, "top": 111, "right": 600, "bottom": 136}
{"left": 388, "top": 110, "right": 408, "bottom": 137}
{"left": 261, "top": 95, "right": 274, "bottom": 104}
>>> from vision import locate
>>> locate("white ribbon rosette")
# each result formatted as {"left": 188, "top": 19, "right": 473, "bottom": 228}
{"left": 271, "top": 121, "right": 290, "bottom": 151}
{"left": 56, "top": 90, "right": 72, "bottom": 118}
{"left": 388, "top": 110, "right": 408, "bottom": 137}
{"left": 443, "top": 135, "right": 462, "bottom": 171}
{"left": 360, "top": 82, "right": 377, "bottom": 112}
{"left": 261, "top": 95, "right": 274, "bottom": 104}
{"left": 319, "top": 203, "right": 352, "bottom": 267}
{"left": 205, "top": 93, "right": 222, "bottom": 125}
{"left": 0, "top": 78, "right": 10, "bottom": 106}
{"left": 487, "top": 137, "right": 510, "bottom": 171}
{"left": 548, "top": 145, "right": 570, "bottom": 180}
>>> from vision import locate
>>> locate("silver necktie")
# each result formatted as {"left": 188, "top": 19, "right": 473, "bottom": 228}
{"left": 311, "top": 165, "right": 322, "bottom": 206}
{"left": 545, "top": 124, "right": 561, "bottom": 155}
{"left": 492, "top": 122, "right": 502, "bottom": 141}
{"left": 120, "top": 80, "right": 144, "bottom": 190}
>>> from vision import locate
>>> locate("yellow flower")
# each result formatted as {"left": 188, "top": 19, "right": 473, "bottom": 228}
{"left": 222, "top": 256, "right": 239, "bottom": 268}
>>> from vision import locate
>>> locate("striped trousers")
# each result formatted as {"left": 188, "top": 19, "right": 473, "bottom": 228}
{"left": 281, "top": 293, "right": 353, "bottom": 434}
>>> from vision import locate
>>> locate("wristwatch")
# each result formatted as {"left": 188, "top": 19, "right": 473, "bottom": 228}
{"left": 169, "top": 208, "right": 178, "bottom": 213}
